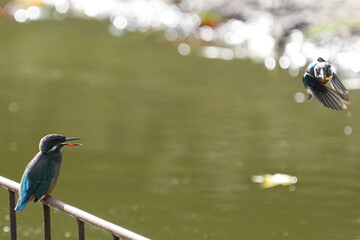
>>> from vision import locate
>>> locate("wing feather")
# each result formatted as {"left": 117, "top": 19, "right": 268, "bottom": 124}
{"left": 27, "top": 155, "right": 55, "bottom": 202}
{"left": 310, "top": 84, "right": 348, "bottom": 110}
{"left": 330, "top": 73, "right": 349, "bottom": 101}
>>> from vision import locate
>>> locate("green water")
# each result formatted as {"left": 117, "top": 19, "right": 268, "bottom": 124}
{"left": 1, "top": 19, "right": 360, "bottom": 240}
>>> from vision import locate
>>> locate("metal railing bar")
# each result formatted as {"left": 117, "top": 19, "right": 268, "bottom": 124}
{"left": 41, "top": 196, "right": 149, "bottom": 240}
{"left": 43, "top": 204, "right": 51, "bottom": 240}
{"left": 0, "top": 176, "right": 150, "bottom": 240}
{"left": 8, "top": 189, "right": 17, "bottom": 240}
{"left": 0, "top": 176, "right": 19, "bottom": 192}
{"left": 77, "top": 218, "right": 85, "bottom": 240}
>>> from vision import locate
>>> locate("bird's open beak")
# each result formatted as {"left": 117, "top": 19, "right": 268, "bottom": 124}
{"left": 64, "top": 137, "right": 82, "bottom": 146}
{"left": 320, "top": 69, "right": 324, "bottom": 80}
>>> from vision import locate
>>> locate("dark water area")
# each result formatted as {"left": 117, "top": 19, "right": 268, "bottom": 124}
{"left": 1, "top": 20, "right": 360, "bottom": 240}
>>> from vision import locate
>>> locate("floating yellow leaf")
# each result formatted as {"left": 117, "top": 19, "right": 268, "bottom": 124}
{"left": 251, "top": 173, "right": 297, "bottom": 189}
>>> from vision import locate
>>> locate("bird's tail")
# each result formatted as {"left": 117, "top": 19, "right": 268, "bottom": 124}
{"left": 14, "top": 194, "right": 33, "bottom": 211}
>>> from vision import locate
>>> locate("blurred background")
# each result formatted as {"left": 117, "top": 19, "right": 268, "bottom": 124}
{"left": 1, "top": 0, "right": 360, "bottom": 239}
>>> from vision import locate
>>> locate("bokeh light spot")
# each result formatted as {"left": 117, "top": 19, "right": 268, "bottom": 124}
{"left": 264, "top": 57, "right": 276, "bottom": 70}
{"left": 55, "top": 0, "right": 70, "bottom": 14}
{"left": 27, "top": 6, "right": 41, "bottom": 20}
{"left": 200, "top": 26, "right": 214, "bottom": 42}
{"left": 220, "top": 48, "right": 234, "bottom": 60}
{"left": 164, "top": 29, "right": 178, "bottom": 41}
{"left": 8, "top": 102, "right": 19, "bottom": 113}
{"left": 344, "top": 126, "right": 352, "bottom": 135}
{"left": 203, "top": 46, "right": 218, "bottom": 59}
{"left": 279, "top": 56, "right": 290, "bottom": 69}
{"left": 177, "top": 43, "right": 190, "bottom": 56}
{"left": 294, "top": 92, "right": 305, "bottom": 103}
{"left": 289, "top": 67, "right": 299, "bottom": 77}
{"left": 14, "top": 9, "right": 27, "bottom": 23}
{"left": 113, "top": 15, "right": 127, "bottom": 30}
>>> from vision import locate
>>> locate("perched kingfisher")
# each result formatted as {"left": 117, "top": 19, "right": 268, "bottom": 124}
{"left": 302, "top": 57, "right": 349, "bottom": 110}
{"left": 15, "top": 134, "right": 81, "bottom": 211}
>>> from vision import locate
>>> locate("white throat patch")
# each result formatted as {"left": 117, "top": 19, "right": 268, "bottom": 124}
{"left": 48, "top": 145, "right": 58, "bottom": 153}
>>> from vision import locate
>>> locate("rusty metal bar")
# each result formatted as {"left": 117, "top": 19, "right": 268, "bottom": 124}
{"left": 43, "top": 204, "right": 51, "bottom": 240}
{"left": 77, "top": 218, "right": 85, "bottom": 240}
{"left": 8, "top": 189, "right": 17, "bottom": 240}
{"left": 0, "top": 176, "right": 150, "bottom": 240}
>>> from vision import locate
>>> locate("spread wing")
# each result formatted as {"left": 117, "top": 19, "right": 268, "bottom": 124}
{"left": 305, "top": 83, "right": 349, "bottom": 111}
{"left": 330, "top": 73, "right": 349, "bottom": 101}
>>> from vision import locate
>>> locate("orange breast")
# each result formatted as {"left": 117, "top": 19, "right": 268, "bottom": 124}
{"left": 317, "top": 78, "right": 330, "bottom": 84}
{"left": 42, "top": 177, "right": 57, "bottom": 199}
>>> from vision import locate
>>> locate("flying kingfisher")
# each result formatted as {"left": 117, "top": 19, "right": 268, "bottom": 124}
{"left": 15, "top": 134, "right": 81, "bottom": 211}
{"left": 302, "top": 57, "right": 349, "bottom": 110}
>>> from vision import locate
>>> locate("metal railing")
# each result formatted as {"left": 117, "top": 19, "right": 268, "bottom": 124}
{"left": 0, "top": 175, "right": 150, "bottom": 240}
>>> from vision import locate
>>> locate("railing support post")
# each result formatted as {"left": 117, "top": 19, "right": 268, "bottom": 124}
{"left": 113, "top": 234, "right": 120, "bottom": 240}
{"left": 8, "top": 189, "right": 17, "bottom": 240}
{"left": 43, "top": 204, "right": 51, "bottom": 240}
{"left": 77, "top": 218, "right": 85, "bottom": 240}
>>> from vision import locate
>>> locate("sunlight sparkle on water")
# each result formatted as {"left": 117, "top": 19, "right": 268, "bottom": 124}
{"left": 55, "top": 0, "right": 70, "bottom": 14}
{"left": 344, "top": 126, "right": 352, "bottom": 135}
{"left": 290, "top": 29, "right": 304, "bottom": 43}
{"left": 248, "top": 35, "right": 275, "bottom": 59}
{"left": 164, "top": 29, "right": 178, "bottom": 41}
{"left": 178, "top": 43, "right": 191, "bottom": 56}
{"left": 27, "top": 6, "right": 41, "bottom": 20}
{"left": 337, "top": 52, "right": 360, "bottom": 73}
{"left": 160, "top": 9, "right": 179, "bottom": 27}
{"left": 113, "top": 15, "right": 127, "bottom": 30}
{"left": 199, "top": 26, "right": 214, "bottom": 42}
{"left": 202, "top": 46, "right": 234, "bottom": 60}
{"left": 264, "top": 57, "right": 276, "bottom": 70}
{"left": 294, "top": 92, "right": 306, "bottom": 103}
{"left": 14, "top": 9, "right": 27, "bottom": 22}
{"left": 203, "top": 46, "right": 218, "bottom": 59}
{"left": 279, "top": 56, "right": 290, "bottom": 69}
{"left": 289, "top": 67, "right": 299, "bottom": 77}
{"left": 219, "top": 48, "right": 234, "bottom": 60}
{"left": 290, "top": 53, "right": 306, "bottom": 68}
{"left": 5, "top": 0, "right": 360, "bottom": 77}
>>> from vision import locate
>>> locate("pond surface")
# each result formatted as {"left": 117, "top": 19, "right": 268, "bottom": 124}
{"left": 0, "top": 19, "right": 360, "bottom": 240}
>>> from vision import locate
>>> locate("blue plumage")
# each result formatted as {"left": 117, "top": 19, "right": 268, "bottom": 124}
{"left": 15, "top": 169, "right": 33, "bottom": 211}
{"left": 302, "top": 57, "right": 350, "bottom": 110}
{"left": 15, "top": 134, "right": 81, "bottom": 211}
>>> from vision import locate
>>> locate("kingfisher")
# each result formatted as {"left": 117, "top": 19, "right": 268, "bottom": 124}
{"left": 302, "top": 57, "right": 349, "bottom": 110}
{"left": 15, "top": 134, "right": 81, "bottom": 211}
